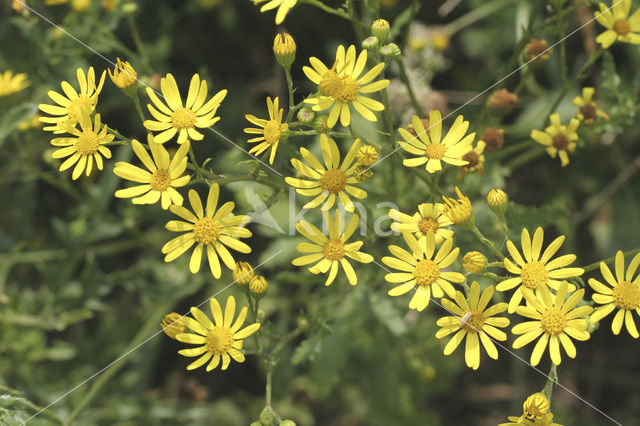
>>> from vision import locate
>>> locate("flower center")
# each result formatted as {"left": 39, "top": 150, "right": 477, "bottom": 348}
{"left": 613, "top": 19, "right": 630, "bottom": 35}
{"left": 612, "top": 281, "right": 640, "bottom": 310}
{"left": 417, "top": 217, "right": 439, "bottom": 235}
{"left": 319, "top": 70, "right": 345, "bottom": 98}
{"left": 459, "top": 311, "right": 485, "bottom": 333}
{"left": 319, "top": 168, "right": 347, "bottom": 193}
{"left": 521, "top": 262, "right": 548, "bottom": 289}
{"left": 205, "top": 326, "right": 235, "bottom": 354}
{"left": 413, "top": 259, "right": 440, "bottom": 287}
{"left": 149, "top": 169, "right": 171, "bottom": 191}
{"left": 193, "top": 217, "right": 222, "bottom": 245}
{"left": 481, "top": 127, "right": 504, "bottom": 152}
{"left": 263, "top": 121, "right": 282, "bottom": 145}
{"left": 67, "top": 95, "right": 95, "bottom": 122}
{"left": 425, "top": 143, "right": 446, "bottom": 160}
{"left": 322, "top": 239, "right": 345, "bottom": 261}
{"left": 75, "top": 130, "right": 100, "bottom": 155}
{"left": 334, "top": 77, "right": 360, "bottom": 103}
{"left": 171, "top": 107, "right": 197, "bottom": 130}
{"left": 462, "top": 151, "right": 479, "bottom": 167}
{"left": 540, "top": 309, "right": 566, "bottom": 336}
{"left": 552, "top": 134, "right": 569, "bottom": 150}
{"left": 580, "top": 104, "right": 597, "bottom": 122}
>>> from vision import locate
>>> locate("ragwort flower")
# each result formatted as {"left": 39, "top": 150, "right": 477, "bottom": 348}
{"left": 388, "top": 203, "right": 453, "bottom": 246}
{"left": 595, "top": 0, "right": 640, "bottom": 49}
{"left": 572, "top": 87, "right": 609, "bottom": 124}
{"left": 0, "top": 70, "right": 29, "bottom": 97}
{"left": 252, "top": 0, "right": 297, "bottom": 25}
{"left": 530, "top": 114, "right": 579, "bottom": 167}
{"left": 244, "top": 97, "right": 288, "bottom": 164}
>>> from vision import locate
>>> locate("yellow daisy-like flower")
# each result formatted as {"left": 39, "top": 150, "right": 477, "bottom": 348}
{"left": 436, "top": 282, "right": 510, "bottom": 370}
{"left": 143, "top": 73, "right": 227, "bottom": 144}
{"left": 388, "top": 203, "right": 453, "bottom": 245}
{"left": 175, "top": 296, "right": 260, "bottom": 371}
{"left": 0, "top": 70, "right": 29, "bottom": 97}
{"left": 512, "top": 281, "right": 593, "bottom": 366}
{"left": 162, "top": 184, "right": 252, "bottom": 278}
{"left": 398, "top": 111, "right": 475, "bottom": 173}
{"left": 382, "top": 232, "right": 465, "bottom": 311}
{"left": 531, "top": 113, "right": 579, "bottom": 167}
{"left": 458, "top": 140, "right": 486, "bottom": 179}
{"left": 497, "top": 227, "right": 584, "bottom": 313}
{"left": 285, "top": 135, "right": 367, "bottom": 212}
{"left": 244, "top": 97, "right": 289, "bottom": 164}
{"left": 292, "top": 211, "right": 373, "bottom": 286}
{"left": 303, "top": 44, "right": 389, "bottom": 128}
{"left": 500, "top": 413, "right": 562, "bottom": 426}
{"left": 113, "top": 135, "right": 191, "bottom": 209}
{"left": 50, "top": 111, "right": 113, "bottom": 180}
{"left": 572, "top": 87, "right": 610, "bottom": 124}
{"left": 595, "top": 0, "right": 640, "bottom": 49}
{"left": 39, "top": 67, "right": 106, "bottom": 132}
{"left": 441, "top": 186, "right": 473, "bottom": 226}
{"left": 252, "top": 0, "right": 297, "bottom": 25}
{"left": 589, "top": 250, "right": 640, "bottom": 338}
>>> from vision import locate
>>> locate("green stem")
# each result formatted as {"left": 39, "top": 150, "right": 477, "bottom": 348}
{"left": 303, "top": 0, "right": 350, "bottom": 20}
{"left": 556, "top": 5, "right": 568, "bottom": 84}
{"left": 284, "top": 67, "right": 296, "bottom": 123}
{"left": 132, "top": 91, "right": 146, "bottom": 124}
{"left": 396, "top": 58, "right": 422, "bottom": 115}
{"left": 444, "top": 0, "right": 519, "bottom": 35}
{"left": 106, "top": 126, "right": 131, "bottom": 143}
{"left": 470, "top": 225, "right": 505, "bottom": 260}
{"left": 581, "top": 248, "right": 640, "bottom": 273}
{"left": 505, "top": 146, "right": 545, "bottom": 172}
{"left": 541, "top": 364, "right": 558, "bottom": 402}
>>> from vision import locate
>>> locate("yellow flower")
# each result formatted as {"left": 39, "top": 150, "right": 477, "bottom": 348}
{"left": 162, "top": 184, "right": 252, "bottom": 278}
{"left": 382, "top": 232, "right": 465, "bottom": 311}
{"left": 487, "top": 188, "right": 508, "bottom": 215}
{"left": 252, "top": 0, "right": 297, "bottom": 25}
{"left": 249, "top": 275, "right": 268, "bottom": 294}
{"left": 244, "top": 97, "right": 288, "bottom": 164}
{"left": 399, "top": 111, "right": 475, "bottom": 173}
{"left": 497, "top": 227, "right": 584, "bottom": 313}
{"left": 519, "top": 393, "right": 550, "bottom": 422}
{"left": 589, "top": 250, "right": 640, "bottom": 338}
{"left": 512, "top": 281, "right": 593, "bottom": 366}
{"left": 388, "top": 203, "right": 453, "bottom": 245}
{"left": 176, "top": 296, "right": 260, "bottom": 371}
{"left": 441, "top": 186, "right": 473, "bottom": 226}
{"left": 273, "top": 33, "right": 296, "bottom": 67}
{"left": 292, "top": 212, "right": 373, "bottom": 286}
{"left": 0, "top": 70, "right": 29, "bottom": 97}
{"left": 39, "top": 67, "right": 106, "bottom": 131}
{"left": 356, "top": 144, "right": 378, "bottom": 166}
{"left": 436, "top": 282, "right": 509, "bottom": 370}
{"left": 50, "top": 111, "right": 113, "bottom": 180}
{"left": 530, "top": 114, "right": 579, "bottom": 167}
{"left": 113, "top": 135, "right": 190, "bottom": 209}
{"left": 108, "top": 57, "right": 137, "bottom": 89}
{"left": 143, "top": 73, "right": 227, "bottom": 144}
{"left": 458, "top": 140, "right": 486, "bottom": 179}
{"left": 161, "top": 312, "right": 186, "bottom": 339}
{"left": 463, "top": 251, "right": 487, "bottom": 273}
{"left": 285, "top": 135, "right": 367, "bottom": 212}
{"left": 572, "top": 87, "right": 609, "bottom": 124}
{"left": 303, "top": 44, "right": 389, "bottom": 128}
{"left": 17, "top": 114, "right": 43, "bottom": 131}
{"left": 595, "top": 0, "right": 640, "bottom": 49}
{"left": 500, "top": 413, "right": 562, "bottom": 426}
{"left": 233, "top": 261, "right": 255, "bottom": 285}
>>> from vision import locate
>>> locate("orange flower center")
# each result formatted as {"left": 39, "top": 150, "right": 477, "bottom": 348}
{"left": 149, "top": 169, "right": 171, "bottom": 191}
{"left": 75, "top": 129, "right": 100, "bottom": 155}
{"left": 552, "top": 134, "right": 569, "bottom": 150}
{"left": 540, "top": 309, "right": 566, "bottom": 336}
{"left": 205, "top": 326, "right": 235, "bottom": 354}
{"left": 459, "top": 311, "right": 485, "bottom": 333}
{"left": 320, "top": 168, "right": 347, "bottom": 193}
{"left": 322, "top": 239, "right": 345, "bottom": 261}
{"left": 425, "top": 143, "right": 446, "bottom": 160}
{"left": 418, "top": 217, "right": 439, "bottom": 235}
{"left": 193, "top": 217, "right": 222, "bottom": 245}
{"left": 320, "top": 70, "right": 345, "bottom": 97}
{"left": 521, "top": 261, "right": 548, "bottom": 289}
{"left": 613, "top": 19, "right": 630, "bottom": 36}
{"left": 612, "top": 281, "right": 640, "bottom": 310}
{"left": 579, "top": 104, "right": 597, "bottom": 123}
{"left": 334, "top": 77, "right": 360, "bottom": 103}
{"left": 263, "top": 121, "right": 282, "bottom": 145}
{"left": 462, "top": 151, "right": 479, "bottom": 167}
{"left": 413, "top": 259, "right": 440, "bottom": 286}
{"left": 171, "top": 107, "right": 197, "bottom": 130}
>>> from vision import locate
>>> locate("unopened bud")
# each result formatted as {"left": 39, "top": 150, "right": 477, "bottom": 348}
{"left": 380, "top": 42, "right": 401, "bottom": 58}
{"left": 371, "top": 19, "right": 391, "bottom": 43}
{"left": 487, "top": 189, "right": 508, "bottom": 216}
{"left": 273, "top": 33, "right": 296, "bottom": 68}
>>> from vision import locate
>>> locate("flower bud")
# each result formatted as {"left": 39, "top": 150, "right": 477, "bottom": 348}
{"left": 72, "top": 0, "right": 91, "bottom": 12}
{"left": 249, "top": 275, "right": 268, "bottom": 294}
{"left": 297, "top": 107, "right": 315, "bottom": 124}
{"left": 430, "top": 31, "right": 450, "bottom": 51}
{"left": 380, "top": 42, "right": 401, "bottom": 58}
{"left": 371, "top": 19, "right": 391, "bottom": 43}
{"left": 122, "top": 2, "right": 138, "bottom": 14}
{"left": 442, "top": 186, "right": 474, "bottom": 228}
{"left": 356, "top": 145, "right": 378, "bottom": 166}
{"left": 233, "top": 261, "right": 255, "bottom": 285}
{"left": 487, "top": 189, "right": 508, "bottom": 216}
{"left": 352, "top": 165, "right": 373, "bottom": 182}
{"left": 161, "top": 312, "right": 185, "bottom": 339}
{"left": 273, "top": 33, "right": 296, "bottom": 68}
{"left": 520, "top": 393, "right": 549, "bottom": 422}
{"left": 463, "top": 251, "right": 487, "bottom": 273}
{"left": 108, "top": 58, "right": 137, "bottom": 94}
{"left": 362, "top": 36, "right": 379, "bottom": 51}
{"left": 314, "top": 115, "right": 331, "bottom": 133}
